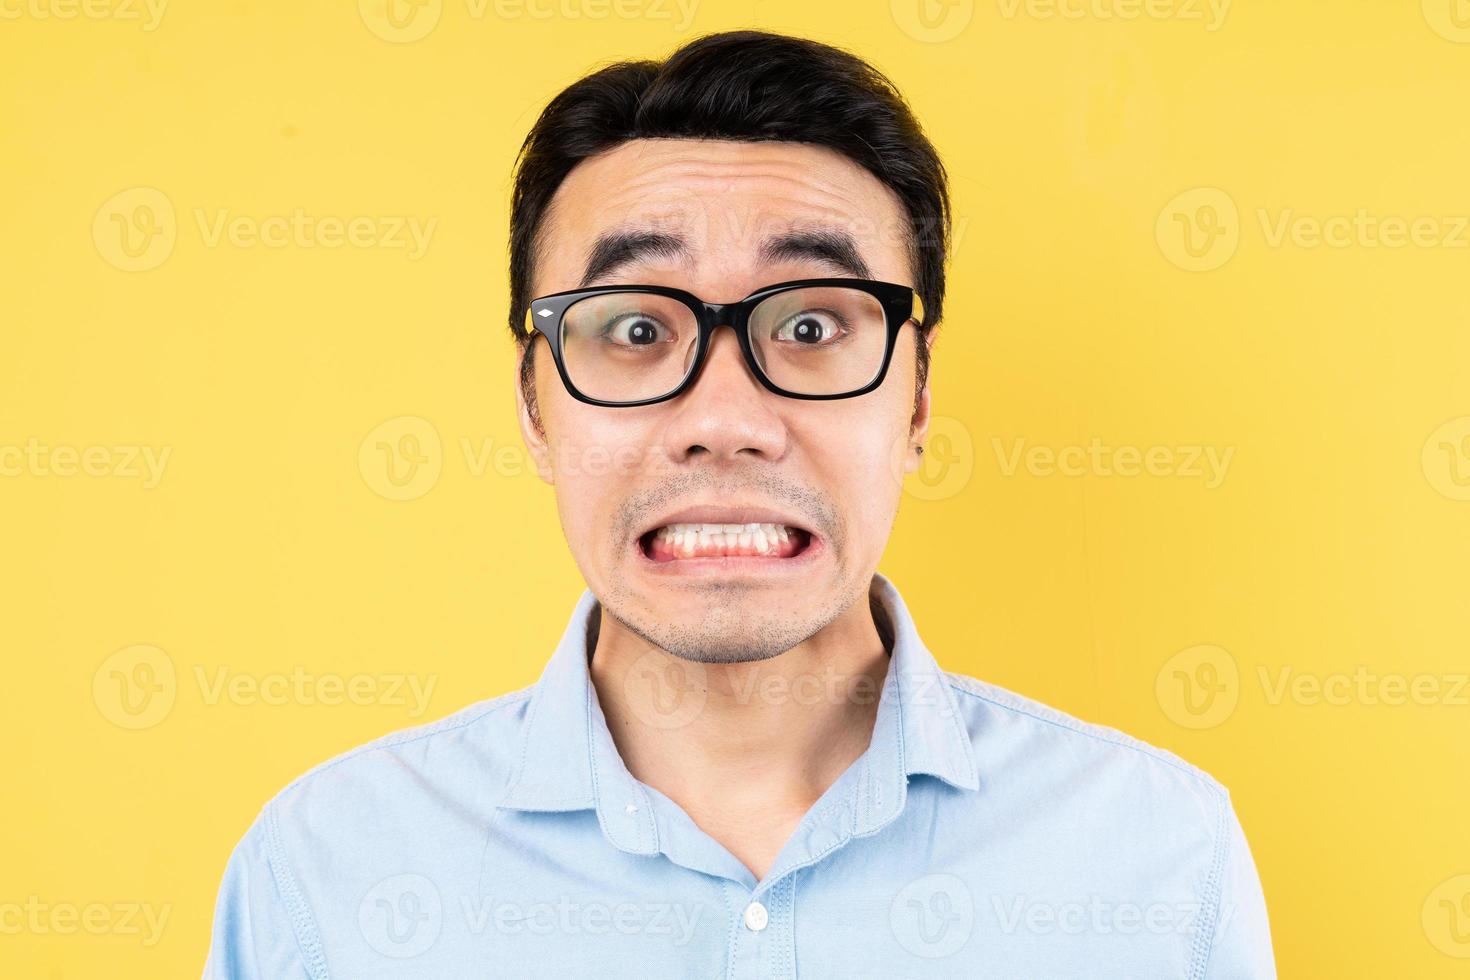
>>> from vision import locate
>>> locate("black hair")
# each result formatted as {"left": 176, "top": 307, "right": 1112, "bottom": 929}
{"left": 509, "top": 29, "right": 951, "bottom": 421}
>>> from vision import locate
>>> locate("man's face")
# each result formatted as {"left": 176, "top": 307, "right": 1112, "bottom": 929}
{"left": 518, "top": 139, "right": 930, "bottom": 663}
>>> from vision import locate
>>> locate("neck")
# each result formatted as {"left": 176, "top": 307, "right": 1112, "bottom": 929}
{"left": 589, "top": 591, "right": 892, "bottom": 820}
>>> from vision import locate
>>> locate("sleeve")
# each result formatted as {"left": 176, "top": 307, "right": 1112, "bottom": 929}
{"left": 1201, "top": 795, "right": 1276, "bottom": 979}
{"left": 202, "top": 808, "right": 318, "bottom": 980}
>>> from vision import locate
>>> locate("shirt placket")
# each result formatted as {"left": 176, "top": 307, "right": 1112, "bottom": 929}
{"left": 725, "top": 873, "right": 796, "bottom": 980}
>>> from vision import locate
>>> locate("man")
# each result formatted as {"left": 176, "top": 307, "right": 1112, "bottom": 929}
{"left": 205, "top": 30, "right": 1274, "bottom": 978}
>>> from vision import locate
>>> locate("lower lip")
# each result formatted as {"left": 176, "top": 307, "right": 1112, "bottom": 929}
{"left": 633, "top": 530, "right": 824, "bottom": 577}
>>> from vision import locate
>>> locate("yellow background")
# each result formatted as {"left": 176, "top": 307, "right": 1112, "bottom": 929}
{"left": 3, "top": 0, "right": 1469, "bottom": 976}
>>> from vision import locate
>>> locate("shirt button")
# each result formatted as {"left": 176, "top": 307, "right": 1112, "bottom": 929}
{"left": 743, "top": 901, "right": 769, "bottom": 932}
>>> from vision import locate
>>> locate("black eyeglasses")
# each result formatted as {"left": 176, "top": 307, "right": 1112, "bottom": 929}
{"left": 523, "top": 277, "right": 925, "bottom": 407}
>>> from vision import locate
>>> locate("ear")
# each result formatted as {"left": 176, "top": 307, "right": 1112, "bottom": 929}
{"left": 903, "top": 329, "right": 939, "bottom": 475}
{"left": 514, "top": 339, "right": 555, "bottom": 485}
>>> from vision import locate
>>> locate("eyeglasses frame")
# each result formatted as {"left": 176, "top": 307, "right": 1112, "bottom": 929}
{"left": 522, "top": 277, "right": 926, "bottom": 407}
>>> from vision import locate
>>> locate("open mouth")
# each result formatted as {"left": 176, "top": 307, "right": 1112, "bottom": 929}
{"left": 638, "top": 522, "right": 815, "bottom": 563}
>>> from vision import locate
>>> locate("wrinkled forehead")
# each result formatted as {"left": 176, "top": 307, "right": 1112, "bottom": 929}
{"left": 533, "top": 138, "right": 914, "bottom": 298}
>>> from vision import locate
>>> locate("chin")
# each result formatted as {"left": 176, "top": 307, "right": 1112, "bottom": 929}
{"left": 608, "top": 585, "right": 853, "bottom": 665}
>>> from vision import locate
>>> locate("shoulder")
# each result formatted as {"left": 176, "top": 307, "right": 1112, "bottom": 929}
{"left": 941, "top": 669, "right": 1231, "bottom": 822}
{"left": 207, "top": 689, "right": 538, "bottom": 977}
{"left": 928, "top": 672, "right": 1271, "bottom": 977}
{"left": 253, "top": 685, "right": 535, "bottom": 840}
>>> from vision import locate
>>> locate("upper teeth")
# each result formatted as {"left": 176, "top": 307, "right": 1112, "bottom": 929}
{"left": 654, "top": 522, "right": 791, "bottom": 546}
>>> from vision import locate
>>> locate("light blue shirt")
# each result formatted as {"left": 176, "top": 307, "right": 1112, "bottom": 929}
{"left": 205, "top": 574, "right": 1274, "bottom": 978}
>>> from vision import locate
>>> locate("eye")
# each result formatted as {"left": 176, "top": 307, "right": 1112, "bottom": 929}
{"left": 603, "top": 313, "right": 674, "bottom": 347}
{"left": 772, "top": 310, "right": 845, "bottom": 345}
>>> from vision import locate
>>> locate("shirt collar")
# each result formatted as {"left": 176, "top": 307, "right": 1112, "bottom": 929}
{"left": 496, "top": 572, "right": 979, "bottom": 853}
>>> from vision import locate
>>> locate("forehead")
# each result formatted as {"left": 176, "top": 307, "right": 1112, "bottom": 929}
{"left": 533, "top": 139, "right": 912, "bottom": 296}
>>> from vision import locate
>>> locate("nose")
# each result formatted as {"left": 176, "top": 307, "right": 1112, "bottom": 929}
{"left": 658, "top": 326, "right": 790, "bottom": 465}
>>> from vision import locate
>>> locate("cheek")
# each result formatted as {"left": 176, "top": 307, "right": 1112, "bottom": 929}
{"left": 543, "top": 406, "right": 654, "bottom": 559}
{"left": 796, "top": 398, "right": 911, "bottom": 550}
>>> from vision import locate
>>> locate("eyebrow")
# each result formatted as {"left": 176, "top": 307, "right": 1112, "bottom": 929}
{"left": 577, "top": 227, "right": 873, "bottom": 288}
{"left": 580, "top": 231, "right": 687, "bottom": 288}
{"left": 759, "top": 230, "right": 872, "bottom": 280}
